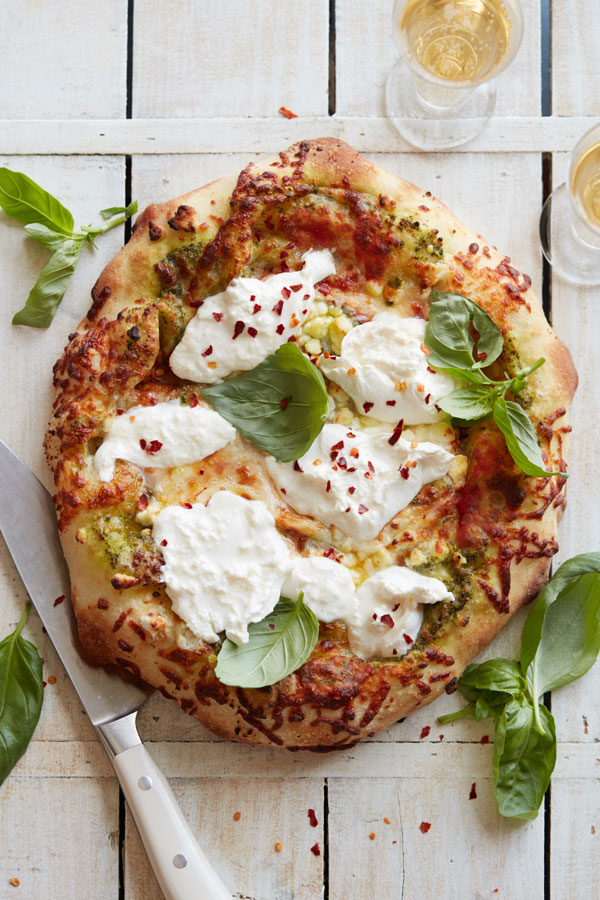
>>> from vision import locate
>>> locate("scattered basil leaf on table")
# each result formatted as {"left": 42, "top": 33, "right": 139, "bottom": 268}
{"left": 0, "top": 603, "right": 44, "bottom": 787}
{"left": 0, "top": 167, "right": 74, "bottom": 234}
{"left": 203, "top": 343, "right": 329, "bottom": 462}
{"left": 439, "top": 553, "right": 600, "bottom": 820}
{"left": 424, "top": 292, "right": 564, "bottom": 479}
{"left": 0, "top": 167, "right": 137, "bottom": 328}
{"left": 215, "top": 593, "right": 319, "bottom": 689}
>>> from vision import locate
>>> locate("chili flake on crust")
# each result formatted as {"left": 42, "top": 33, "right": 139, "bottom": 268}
{"left": 45, "top": 139, "right": 576, "bottom": 749}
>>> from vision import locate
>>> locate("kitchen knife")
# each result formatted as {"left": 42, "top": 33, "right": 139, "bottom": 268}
{"left": 0, "top": 440, "right": 231, "bottom": 900}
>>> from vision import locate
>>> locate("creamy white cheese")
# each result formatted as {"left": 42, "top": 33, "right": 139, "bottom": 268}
{"left": 169, "top": 249, "right": 336, "bottom": 384}
{"left": 347, "top": 566, "right": 453, "bottom": 659}
{"left": 265, "top": 423, "right": 453, "bottom": 542}
{"left": 94, "top": 400, "right": 236, "bottom": 482}
{"left": 281, "top": 556, "right": 357, "bottom": 623}
{"left": 153, "top": 491, "right": 293, "bottom": 645}
{"left": 320, "top": 311, "right": 459, "bottom": 424}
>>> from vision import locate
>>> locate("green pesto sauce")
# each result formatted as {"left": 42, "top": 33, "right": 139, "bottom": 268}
{"left": 92, "top": 513, "right": 154, "bottom": 573}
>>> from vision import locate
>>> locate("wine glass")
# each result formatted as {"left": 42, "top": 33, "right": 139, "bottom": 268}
{"left": 540, "top": 123, "right": 600, "bottom": 286}
{"left": 385, "top": 0, "right": 524, "bottom": 151}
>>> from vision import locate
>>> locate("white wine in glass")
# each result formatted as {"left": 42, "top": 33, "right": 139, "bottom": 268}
{"left": 540, "top": 124, "right": 600, "bottom": 286}
{"left": 386, "top": 0, "right": 523, "bottom": 150}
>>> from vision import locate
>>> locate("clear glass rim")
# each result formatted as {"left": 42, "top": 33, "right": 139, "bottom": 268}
{"left": 566, "top": 120, "right": 600, "bottom": 238}
{"left": 392, "top": 0, "right": 524, "bottom": 89}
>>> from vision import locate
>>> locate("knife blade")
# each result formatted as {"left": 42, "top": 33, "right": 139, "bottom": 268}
{"left": 0, "top": 440, "right": 231, "bottom": 900}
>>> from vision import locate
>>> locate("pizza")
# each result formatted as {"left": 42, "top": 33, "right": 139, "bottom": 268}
{"left": 45, "top": 139, "right": 576, "bottom": 749}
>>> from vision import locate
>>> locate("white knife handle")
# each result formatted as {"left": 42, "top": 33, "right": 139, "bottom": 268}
{"left": 113, "top": 742, "right": 232, "bottom": 900}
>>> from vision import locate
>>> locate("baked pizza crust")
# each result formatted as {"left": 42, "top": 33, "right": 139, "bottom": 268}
{"left": 46, "top": 139, "right": 577, "bottom": 748}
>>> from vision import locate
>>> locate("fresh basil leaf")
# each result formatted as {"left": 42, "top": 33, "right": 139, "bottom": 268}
{"left": 24, "top": 223, "right": 74, "bottom": 251}
{"left": 12, "top": 240, "right": 82, "bottom": 328}
{"left": 0, "top": 168, "right": 74, "bottom": 234}
{"left": 493, "top": 398, "right": 563, "bottom": 478}
{"left": 99, "top": 202, "right": 136, "bottom": 219}
{"left": 203, "top": 343, "right": 329, "bottom": 462}
{"left": 439, "top": 658, "right": 526, "bottom": 724}
{"left": 437, "top": 384, "right": 495, "bottom": 421}
{"left": 215, "top": 593, "right": 319, "bottom": 688}
{"left": 521, "top": 553, "right": 600, "bottom": 676}
{"left": 0, "top": 604, "right": 44, "bottom": 786}
{"left": 426, "top": 292, "right": 503, "bottom": 373}
{"left": 492, "top": 697, "right": 555, "bottom": 820}
{"left": 470, "top": 301, "right": 504, "bottom": 367}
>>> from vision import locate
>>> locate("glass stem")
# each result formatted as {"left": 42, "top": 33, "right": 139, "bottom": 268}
{"left": 412, "top": 72, "right": 477, "bottom": 112}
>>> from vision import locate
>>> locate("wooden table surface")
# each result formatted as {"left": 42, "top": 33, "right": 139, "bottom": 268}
{"left": 1, "top": 1, "right": 599, "bottom": 898}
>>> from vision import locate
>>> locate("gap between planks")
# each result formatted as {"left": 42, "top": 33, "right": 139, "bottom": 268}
{"left": 0, "top": 115, "right": 595, "bottom": 156}
{"left": 13, "top": 740, "right": 600, "bottom": 780}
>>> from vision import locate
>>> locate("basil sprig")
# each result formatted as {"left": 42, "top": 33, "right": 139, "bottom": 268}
{"left": 215, "top": 592, "right": 319, "bottom": 688}
{"left": 0, "top": 603, "right": 44, "bottom": 786}
{"left": 0, "top": 168, "right": 137, "bottom": 328}
{"left": 439, "top": 553, "right": 600, "bottom": 819}
{"left": 203, "top": 343, "right": 329, "bottom": 461}
{"left": 425, "top": 292, "right": 563, "bottom": 478}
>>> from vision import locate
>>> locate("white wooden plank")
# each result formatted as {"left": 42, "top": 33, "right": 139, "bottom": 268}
{"left": 132, "top": 0, "right": 330, "bottom": 119}
{"left": 551, "top": 778, "right": 600, "bottom": 899}
{"left": 552, "top": 0, "right": 600, "bottom": 116}
{"left": 0, "top": 777, "right": 119, "bottom": 899}
{"left": 16, "top": 739, "right": 600, "bottom": 780}
{"left": 328, "top": 774, "right": 544, "bottom": 900}
{"left": 0, "top": 115, "right": 597, "bottom": 156}
{"left": 546, "top": 152, "right": 600, "bottom": 745}
{"left": 0, "top": 1, "right": 127, "bottom": 119}
{"left": 124, "top": 778, "right": 325, "bottom": 900}
{"left": 335, "top": 0, "right": 540, "bottom": 117}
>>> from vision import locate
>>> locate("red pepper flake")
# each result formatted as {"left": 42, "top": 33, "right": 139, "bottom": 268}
{"left": 372, "top": 613, "right": 378, "bottom": 621}
{"left": 331, "top": 440, "right": 344, "bottom": 452}
{"left": 325, "top": 480, "right": 331, "bottom": 493}
{"left": 420, "top": 726, "right": 431, "bottom": 739}
{"left": 475, "top": 351, "right": 488, "bottom": 360}
{"left": 384, "top": 817, "right": 391, "bottom": 825}
{"left": 362, "top": 402, "right": 374, "bottom": 413}
{"left": 403, "top": 633, "right": 414, "bottom": 644}
{"left": 281, "top": 286, "right": 291, "bottom": 299}
{"left": 9, "top": 878, "right": 20, "bottom": 887}
{"left": 275, "top": 324, "right": 285, "bottom": 335}
{"left": 338, "top": 457, "right": 347, "bottom": 469}
{"left": 419, "top": 822, "right": 431, "bottom": 834}
{"left": 201, "top": 345, "right": 213, "bottom": 357}
{"left": 293, "top": 460, "right": 304, "bottom": 473}
{"left": 367, "top": 460, "right": 375, "bottom": 473}
{"left": 358, "top": 504, "right": 369, "bottom": 515}
{"left": 388, "top": 419, "right": 404, "bottom": 446}
{"left": 481, "top": 734, "right": 490, "bottom": 745}
{"left": 349, "top": 447, "right": 359, "bottom": 458}
{"left": 233, "top": 811, "right": 241, "bottom": 821}
{"left": 310, "top": 842, "right": 321, "bottom": 857}
{"left": 275, "top": 842, "right": 283, "bottom": 853}
{"left": 139, "top": 438, "right": 146, "bottom": 450}
{"left": 268, "top": 623, "right": 275, "bottom": 630}
{"left": 280, "top": 250, "right": 289, "bottom": 260}
{"left": 232, "top": 320, "right": 245, "bottom": 340}
{"left": 42, "top": 681, "right": 47, "bottom": 688}
{"left": 54, "top": 595, "right": 65, "bottom": 607}
{"left": 323, "top": 547, "right": 335, "bottom": 559}
{"left": 272, "top": 299, "right": 284, "bottom": 315}
{"left": 280, "top": 397, "right": 290, "bottom": 410}
{"left": 137, "top": 494, "right": 148, "bottom": 511}
{"left": 143, "top": 440, "right": 163, "bottom": 454}
{"left": 116, "top": 408, "right": 125, "bottom": 416}
{"left": 346, "top": 431, "right": 356, "bottom": 438}
{"left": 248, "top": 326, "right": 258, "bottom": 338}
{"left": 279, "top": 105, "right": 298, "bottom": 119}
{"left": 369, "top": 832, "right": 376, "bottom": 840}
{"left": 212, "top": 311, "right": 223, "bottom": 322}
{"left": 303, "top": 293, "right": 310, "bottom": 301}
{"left": 380, "top": 614, "right": 394, "bottom": 629}
{"left": 399, "top": 466, "right": 410, "bottom": 480}
{"left": 386, "top": 400, "right": 396, "bottom": 406}
{"left": 160, "top": 539, "right": 168, "bottom": 547}
{"left": 290, "top": 284, "right": 302, "bottom": 292}
{"left": 252, "top": 303, "right": 261, "bottom": 314}
{"left": 425, "top": 393, "right": 431, "bottom": 405}
{"left": 348, "top": 486, "right": 356, "bottom": 494}
{"left": 308, "top": 808, "right": 318, "bottom": 827}
{"left": 47, "top": 675, "right": 57, "bottom": 684}
{"left": 189, "top": 395, "right": 198, "bottom": 408}
{"left": 439, "top": 734, "right": 444, "bottom": 741}
{"left": 469, "top": 782, "right": 477, "bottom": 800}
{"left": 280, "top": 487, "right": 286, "bottom": 494}
{"left": 182, "top": 502, "right": 193, "bottom": 509}
{"left": 97, "top": 598, "right": 109, "bottom": 610}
